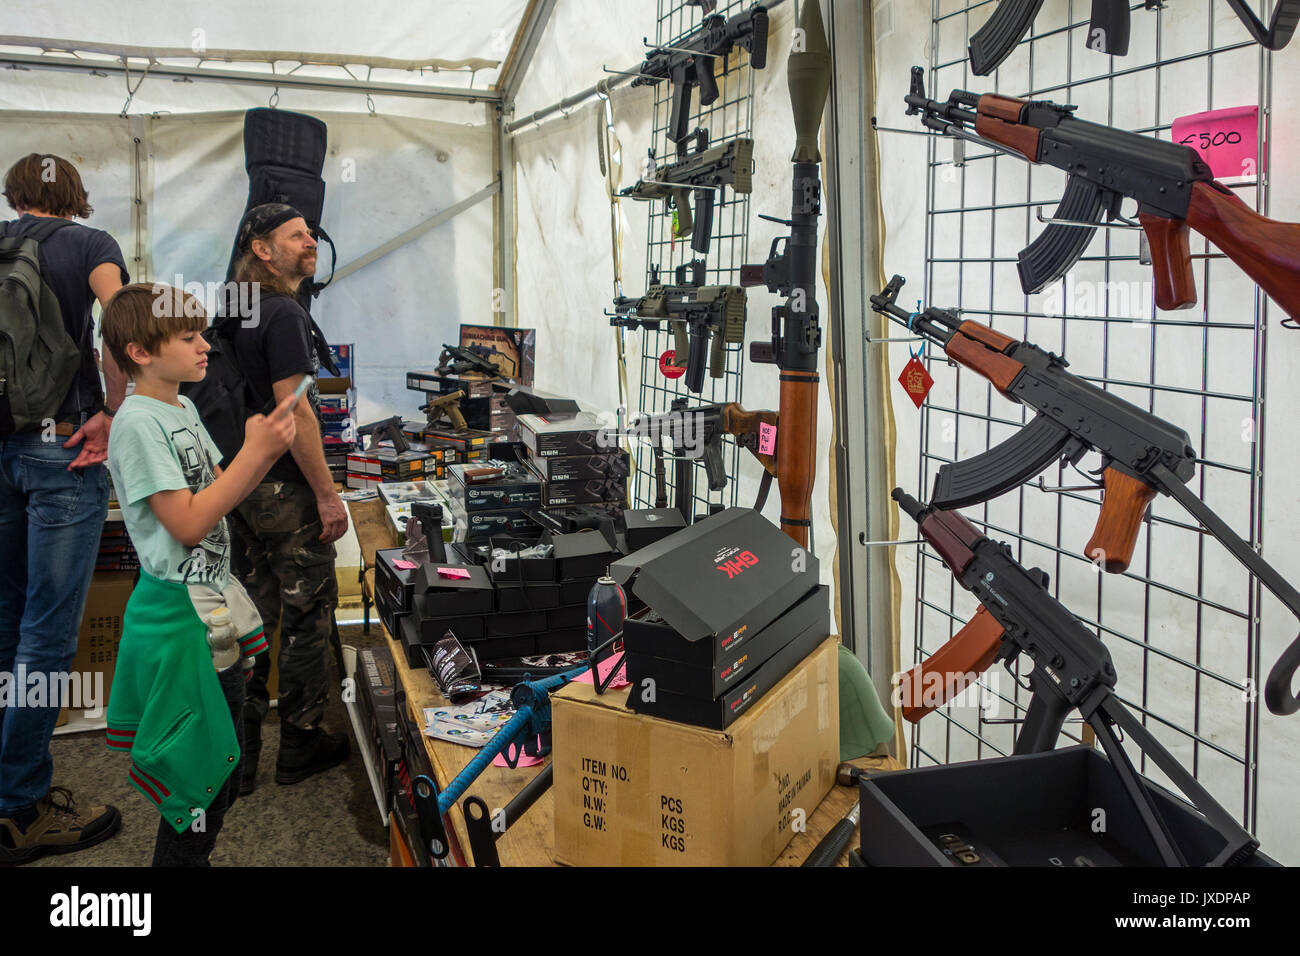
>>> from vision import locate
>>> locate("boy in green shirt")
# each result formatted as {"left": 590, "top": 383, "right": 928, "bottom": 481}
{"left": 102, "top": 283, "right": 298, "bottom": 865}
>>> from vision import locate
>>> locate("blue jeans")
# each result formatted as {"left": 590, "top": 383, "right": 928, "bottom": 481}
{"left": 0, "top": 434, "right": 108, "bottom": 813}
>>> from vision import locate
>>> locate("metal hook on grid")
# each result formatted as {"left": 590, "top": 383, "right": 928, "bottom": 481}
{"left": 642, "top": 37, "right": 719, "bottom": 57}
{"left": 869, "top": 116, "right": 942, "bottom": 138}
{"left": 602, "top": 65, "right": 646, "bottom": 78}
{"left": 1034, "top": 476, "right": 1104, "bottom": 495}
{"left": 860, "top": 537, "right": 924, "bottom": 548}
{"left": 1033, "top": 204, "right": 1141, "bottom": 230}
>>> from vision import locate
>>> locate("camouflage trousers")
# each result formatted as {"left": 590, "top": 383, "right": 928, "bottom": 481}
{"left": 228, "top": 481, "right": 339, "bottom": 731}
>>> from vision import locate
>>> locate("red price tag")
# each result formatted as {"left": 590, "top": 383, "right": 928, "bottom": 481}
{"left": 898, "top": 355, "right": 933, "bottom": 408}
{"left": 659, "top": 350, "right": 686, "bottom": 379}
{"left": 1171, "top": 106, "right": 1261, "bottom": 181}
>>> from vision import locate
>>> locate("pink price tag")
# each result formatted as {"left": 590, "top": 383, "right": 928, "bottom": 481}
{"left": 758, "top": 422, "right": 777, "bottom": 456}
{"left": 1171, "top": 106, "right": 1262, "bottom": 181}
{"left": 392, "top": 560, "right": 418, "bottom": 571}
{"left": 436, "top": 566, "right": 472, "bottom": 580}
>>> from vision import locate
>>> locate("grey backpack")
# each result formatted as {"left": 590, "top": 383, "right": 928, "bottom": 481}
{"left": 0, "top": 218, "right": 81, "bottom": 435}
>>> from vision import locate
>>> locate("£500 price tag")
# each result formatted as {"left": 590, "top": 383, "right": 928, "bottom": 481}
{"left": 1171, "top": 106, "right": 1262, "bottom": 181}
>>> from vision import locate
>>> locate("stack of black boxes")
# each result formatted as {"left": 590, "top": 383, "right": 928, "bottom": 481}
{"left": 516, "top": 411, "right": 628, "bottom": 521}
{"left": 613, "top": 508, "right": 830, "bottom": 730}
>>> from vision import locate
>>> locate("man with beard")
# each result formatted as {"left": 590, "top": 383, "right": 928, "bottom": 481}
{"left": 224, "top": 203, "right": 349, "bottom": 794}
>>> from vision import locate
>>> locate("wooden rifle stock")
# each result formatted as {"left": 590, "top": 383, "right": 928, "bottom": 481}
{"left": 1084, "top": 466, "right": 1158, "bottom": 573}
{"left": 722, "top": 402, "right": 778, "bottom": 477}
{"left": 897, "top": 605, "right": 1005, "bottom": 722}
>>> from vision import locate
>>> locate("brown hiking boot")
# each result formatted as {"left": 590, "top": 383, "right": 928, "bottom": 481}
{"left": 0, "top": 787, "right": 122, "bottom": 866}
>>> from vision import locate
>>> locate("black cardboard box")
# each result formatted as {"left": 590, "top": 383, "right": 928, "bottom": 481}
{"left": 536, "top": 627, "right": 587, "bottom": 654}
{"left": 355, "top": 646, "right": 403, "bottom": 810}
{"left": 624, "top": 508, "right": 688, "bottom": 552}
{"left": 375, "top": 548, "right": 418, "bottom": 616}
{"left": 495, "top": 581, "right": 560, "bottom": 611}
{"left": 374, "top": 584, "right": 408, "bottom": 640}
{"left": 609, "top": 507, "right": 819, "bottom": 651}
{"left": 484, "top": 535, "right": 556, "bottom": 583}
{"left": 485, "top": 610, "right": 549, "bottom": 638}
{"left": 461, "top": 634, "right": 539, "bottom": 662}
{"left": 625, "top": 585, "right": 828, "bottom": 698}
{"left": 559, "top": 577, "right": 599, "bottom": 605}
{"left": 626, "top": 619, "right": 829, "bottom": 729}
{"left": 550, "top": 528, "right": 620, "bottom": 581}
{"left": 448, "top": 461, "right": 542, "bottom": 513}
{"left": 517, "top": 411, "right": 606, "bottom": 457}
{"left": 527, "top": 450, "right": 630, "bottom": 482}
{"left": 547, "top": 604, "right": 587, "bottom": 630}
{"left": 450, "top": 501, "right": 540, "bottom": 541}
{"left": 406, "top": 369, "right": 496, "bottom": 399}
{"left": 541, "top": 478, "right": 627, "bottom": 508}
{"left": 413, "top": 598, "right": 486, "bottom": 643}
{"left": 414, "top": 563, "right": 494, "bottom": 616}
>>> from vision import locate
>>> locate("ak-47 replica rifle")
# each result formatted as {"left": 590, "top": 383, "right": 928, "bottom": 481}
{"left": 621, "top": 131, "right": 754, "bottom": 255}
{"left": 970, "top": 0, "right": 1299, "bottom": 76}
{"left": 611, "top": 260, "right": 746, "bottom": 394}
{"left": 740, "top": 0, "right": 831, "bottom": 549}
{"left": 632, "top": 4, "right": 769, "bottom": 158}
{"left": 892, "top": 488, "right": 1260, "bottom": 867}
{"left": 903, "top": 68, "right": 1300, "bottom": 320}
{"left": 872, "top": 275, "right": 1300, "bottom": 716}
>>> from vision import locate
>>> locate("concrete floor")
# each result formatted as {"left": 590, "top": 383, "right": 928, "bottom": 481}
{"left": 32, "top": 619, "right": 390, "bottom": 867}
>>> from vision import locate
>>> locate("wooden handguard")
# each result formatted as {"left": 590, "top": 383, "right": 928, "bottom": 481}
{"left": 944, "top": 322, "right": 1026, "bottom": 397}
{"left": 898, "top": 605, "right": 1005, "bottom": 723}
{"left": 1184, "top": 180, "right": 1300, "bottom": 322}
{"left": 776, "top": 372, "right": 818, "bottom": 548}
{"left": 1084, "top": 467, "right": 1159, "bottom": 573}
{"left": 1139, "top": 213, "right": 1197, "bottom": 311}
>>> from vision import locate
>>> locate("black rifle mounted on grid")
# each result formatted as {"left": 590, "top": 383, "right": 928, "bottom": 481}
{"left": 610, "top": 259, "right": 746, "bottom": 394}
{"left": 903, "top": 68, "right": 1300, "bottom": 322}
{"left": 871, "top": 275, "right": 1300, "bottom": 716}
{"left": 436, "top": 343, "right": 501, "bottom": 378}
{"left": 969, "top": 0, "right": 1299, "bottom": 76}
{"left": 621, "top": 131, "right": 754, "bottom": 255}
{"left": 892, "top": 488, "right": 1259, "bottom": 867}
{"left": 632, "top": 3, "right": 770, "bottom": 158}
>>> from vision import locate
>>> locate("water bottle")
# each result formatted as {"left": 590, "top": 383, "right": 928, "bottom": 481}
{"left": 586, "top": 575, "right": 627, "bottom": 661}
{"left": 206, "top": 607, "right": 240, "bottom": 671}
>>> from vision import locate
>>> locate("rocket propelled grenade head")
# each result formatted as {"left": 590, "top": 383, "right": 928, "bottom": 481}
{"left": 788, "top": 0, "right": 831, "bottom": 164}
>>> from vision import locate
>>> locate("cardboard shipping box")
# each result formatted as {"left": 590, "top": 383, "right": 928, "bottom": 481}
{"left": 552, "top": 635, "right": 839, "bottom": 867}
{"left": 58, "top": 570, "right": 136, "bottom": 726}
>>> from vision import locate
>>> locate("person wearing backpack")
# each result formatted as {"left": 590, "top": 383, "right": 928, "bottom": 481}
{"left": 217, "top": 203, "right": 349, "bottom": 795}
{"left": 0, "top": 153, "right": 128, "bottom": 863}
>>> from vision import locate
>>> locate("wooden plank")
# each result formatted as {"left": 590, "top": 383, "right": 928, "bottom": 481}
{"left": 348, "top": 497, "right": 395, "bottom": 572}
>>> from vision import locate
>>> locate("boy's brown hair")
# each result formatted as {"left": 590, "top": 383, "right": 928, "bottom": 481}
{"left": 3, "top": 153, "right": 94, "bottom": 219}
{"left": 102, "top": 283, "right": 208, "bottom": 378}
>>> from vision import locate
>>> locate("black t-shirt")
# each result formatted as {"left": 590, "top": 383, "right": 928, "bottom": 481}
{"left": 4, "top": 215, "right": 129, "bottom": 419}
{"left": 227, "top": 291, "right": 324, "bottom": 486}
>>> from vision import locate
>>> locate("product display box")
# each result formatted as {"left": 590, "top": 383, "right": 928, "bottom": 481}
{"left": 355, "top": 646, "right": 403, "bottom": 810}
{"left": 374, "top": 548, "right": 418, "bottom": 617}
{"left": 517, "top": 411, "right": 606, "bottom": 458}
{"left": 552, "top": 636, "right": 839, "bottom": 866}
{"left": 854, "top": 745, "right": 1276, "bottom": 867}
{"left": 627, "top": 618, "right": 829, "bottom": 729}
{"left": 547, "top": 604, "right": 587, "bottom": 630}
{"left": 406, "top": 369, "right": 497, "bottom": 399}
{"left": 526, "top": 450, "right": 630, "bottom": 482}
{"left": 318, "top": 342, "right": 354, "bottom": 394}
{"left": 58, "top": 570, "right": 135, "bottom": 726}
{"left": 400, "top": 609, "right": 485, "bottom": 663}
{"left": 541, "top": 477, "right": 627, "bottom": 508}
{"left": 483, "top": 535, "right": 556, "bottom": 583}
{"left": 414, "top": 563, "right": 494, "bottom": 616}
{"left": 610, "top": 507, "right": 820, "bottom": 651}
{"left": 458, "top": 634, "right": 539, "bottom": 662}
{"left": 346, "top": 447, "right": 434, "bottom": 480}
{"left": 550, "top": 527, "right": 620, "bottom": 581}
{"left": 536, "top": 627, "right": 587, "bottom": 654}
{"left": 495, "top": 582, "right": 560, "bottom": 611}
{"left": 374, "top": 583, "right": 407, "bottom": 640}
{"left": 451, "top": 506, "right": 540, "bottom": 541}
{"left": 448, "top": 461, "right": 542, "bottom": 513}
{"left": 625, "top": 584, "right": 829, "bottom": 698}
{"left": 623, "top": 508, "right": 688, "bottom": 552}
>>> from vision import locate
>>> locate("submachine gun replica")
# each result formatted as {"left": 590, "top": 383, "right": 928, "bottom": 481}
{"left": 739, "top": 0, "right": 831, "bottom": 549}
{"left": 611, "top": 260, "right": 746, "bottom": 394}
{"left": 903, "top": 68, "right": 1300, "bottom": 320}
{"left": 437, "top": 343, "right": 501, "bottom": 378}
{"left": 970, "top": 0, "right": 1300, "bottom": 76}
{"left": 632, "top": 4, "right": 769, "bottom": 157}
{"left": 892, "top": 489, "right": 1259, "bottom": 867}
{"left": 621, "top": 132, "right": 753, "bottom": 256}
{"left": 871, "top": 275, "right": 1300, "bottom": 716}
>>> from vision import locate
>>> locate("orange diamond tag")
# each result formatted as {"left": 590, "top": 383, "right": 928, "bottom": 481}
{"left": 899, "top": 355, "right": 933, "bottom": 408}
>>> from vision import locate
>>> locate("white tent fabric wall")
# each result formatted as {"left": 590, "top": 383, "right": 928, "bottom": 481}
{"left": 1, "top": 109, "right": 494, "bottom": 425}
{"left": 512, "top": 0, "right": 841, "bottom": 616}
{"left": 874, "top": 0, "right": 1300, "bottom": 863}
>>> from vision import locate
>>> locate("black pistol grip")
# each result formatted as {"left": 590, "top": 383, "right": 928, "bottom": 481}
{"left": 1265, "top": 635, "right": 1300, "bottom": 716}
{"left": 686, "top": 325, "right": 708, "bottom": 393}
{"left": 1017, "top": 175, "right": 1107, "bottom": 295}
{"left": 669, "top": 65, "right": 692, "bottom": 149}
{"left": 697, "top": 56, "right": 721, "bottom": 107}
{"left": 692, "top": 191, "right": 715, "bottom": 255}
{"left": 1086, "top": 0, "right": 1131, "bottom": 55}
{"left": 749, "top": 8, "right": 770, "bottom": 69}
{"left": 968, "top": 0, "right": 1048, "bottom": 75}
{"left": 931, "top": 414, "right": 1074, "bottom": 510}
{"left": 702, "top": 435, "right": 727, "bottom": 491}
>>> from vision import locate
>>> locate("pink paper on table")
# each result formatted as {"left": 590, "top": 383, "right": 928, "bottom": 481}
{"left": 572, "top": 652, "right": 629, "bottom": 689}
{"left": 392, "top": 559, "right": 418, "bottom": 571}
{"left": 436, "top": 566, "right": 472, "bottom": 579}
{"left": 1171, "top": 106, "right": 1262, "bottom": 181}
{"left": 493, "top": 739, "right": 545, "bottom": 768}
{"left": 758, "top": 422, "right": 777, "bottom": 456}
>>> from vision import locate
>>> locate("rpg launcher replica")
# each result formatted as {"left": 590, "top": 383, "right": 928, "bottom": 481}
{"left": 740, "top": 0, "right": 831, "bottom": 549}
{"left": 971, "top": 0, "right": 1300, "bottom": 76}
{"left": 892, "top": 489, "right": 1259, "bottom": 867}
{"left": 903, "top": 68, "right": 1300, "bottom": 320}
{"left": 611, "top": 260, "right": 746, "bottom": 394}
{"left": 872, "top": 275, "right": 1300, "bottom": 716}
{"left": 633, "top": 3, "right": 769, "bottom": 158}
{"left": 621, "top": 131, "right": 754, "bottom": 256}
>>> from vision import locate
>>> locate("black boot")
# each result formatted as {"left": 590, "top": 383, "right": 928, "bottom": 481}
{"left": 275, "top": 724, "right": 349, "bottom": 785}
{"left": 239, "top": 719, "right": 262, "bottom": 796}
